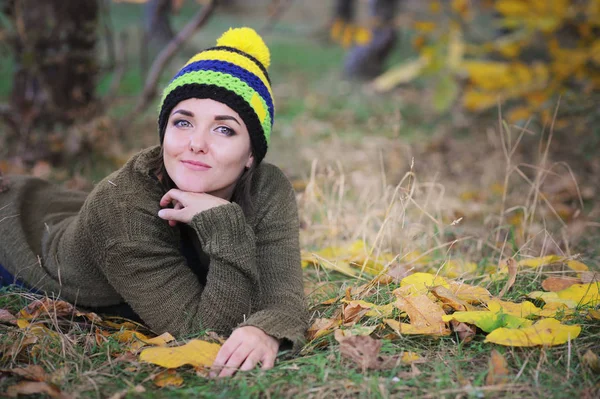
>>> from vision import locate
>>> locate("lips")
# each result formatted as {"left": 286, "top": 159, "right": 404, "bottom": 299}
{"left": 181, "top": 160, "right": 212, "bottom": 171}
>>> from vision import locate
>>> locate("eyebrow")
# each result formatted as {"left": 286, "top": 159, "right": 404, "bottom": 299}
{"left": 172, "top": 109, "right": 194, "bottom": 117}
{"left": 215, "top": 115, "right": 241, "bottom": 126}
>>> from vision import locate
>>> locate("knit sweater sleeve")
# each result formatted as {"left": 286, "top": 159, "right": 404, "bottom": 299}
{"left": 237, "top": 167, "right": 309, "bottom": 351}
{"left": 102, "top": 202, "right": 259, "bottom": 337}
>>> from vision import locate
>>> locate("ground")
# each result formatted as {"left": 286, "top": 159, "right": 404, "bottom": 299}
{"left": 1, "top": 1, "right": 599, "bottom": 398}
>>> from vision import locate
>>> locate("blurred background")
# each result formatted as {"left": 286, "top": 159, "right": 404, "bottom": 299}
{"left": 0, "top": 0, "right": 599, "bottom": 256}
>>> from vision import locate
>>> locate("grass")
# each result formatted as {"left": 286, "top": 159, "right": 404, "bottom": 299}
{"left": 2, "top": 1, "right": 600, "bottom": 398}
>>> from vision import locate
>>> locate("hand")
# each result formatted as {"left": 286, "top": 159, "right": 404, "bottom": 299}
{"left": 158, "top": 189, "right": 229, "bottom": 225}
{"left": 210, "top": 326, "right": 280, "bottom": 378}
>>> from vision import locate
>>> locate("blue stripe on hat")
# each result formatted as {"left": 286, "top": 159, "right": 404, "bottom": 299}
{"left": 171, "top": 60, "right": 274, "bottom": 122}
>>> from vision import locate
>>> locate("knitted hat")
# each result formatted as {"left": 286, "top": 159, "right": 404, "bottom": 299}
{"left": 158, "top": 27, "right": 274, "bottom": 164}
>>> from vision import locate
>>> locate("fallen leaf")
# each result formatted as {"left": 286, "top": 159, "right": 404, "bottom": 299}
{"left": 484, "top": 318, "right": 581, "bottom": 347}
{"left": 442, "top": 311, "right": 532, "bottom": 333}
{"left": 498, "top": 258, "right": 518, "bottom": 297}
{"left": 372, "top": 57, "right": 427, "bottom": 92}
{"left": 566, "top": 260, "right": 589, "bottom": 272}
{"left": 389, "top": 294, "right": 450, "bottom": 336}
{"left": 487, "top": 299, "right": 542, "bottom": 318}
{"left": 542, "top": 277, "right": 582, "bottom": 292}
{"left": 333, "top": 325, "right": 377, "bottom": 341}
{"left": 448, "top": 281, "right": 492, "bottom": 303}
{"left": 341, "top": 299, "right": 394, "bottom": 324}
{"left": 107, "top": 384, "right": 145, "bottom": 399}
{"left": 450, "top": 320, "right": 476, "bottom": 343}
{"left": 0, "top": 309, "right": 17, "bottom": 324}
{"left": 397, "top": 272, "right": 450, "bottom": 297}
{"left": 5, "top": 381, "right": 72, "bottom": 399}
{"left": 18, "top": 299, "right": 74, "bottom": 320}
{"left": 430, "top": 285, "right": 472, "bottom": 311}
{"left": 153, "top": 370, "right": 184, "bottom": 388}
{"left": 307, "top": 317, "right": 341, "bottom": 341}
{"left": 582, "top": 349, "right": 600, "bottom": 373}
{"left": 555, "top": 282, "right": 600, "bottom": 307}
{"left": 485, "top": 349, "right": 511, "bottom": 385}
{"left": 1, "top": 365, "right": 48, "bottom": 381}
{"left": 336, "top": 335, "right": 415, "bottom": 371}
{"left": 527, "top": 291, "right": 578, "bottom": 308}
{"left": 435, "top": 260, "right": 478, "bottom": 278}
{"left": 518, "top": 255, "right": 563, "bottom": 268}
{"left": 139, "top": 340, "right": 221, "bottom": 369}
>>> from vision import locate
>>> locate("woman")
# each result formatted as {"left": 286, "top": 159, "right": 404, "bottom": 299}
{"left": 0, "top": 27, "right": 308, "bottom": 377}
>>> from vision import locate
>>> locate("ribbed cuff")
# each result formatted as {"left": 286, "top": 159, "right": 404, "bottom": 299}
{"left": 190, "top": 203, "right": 251, "bottom": 250}
{"left": 239, "top": 310, "right": 308, "bottom": 354}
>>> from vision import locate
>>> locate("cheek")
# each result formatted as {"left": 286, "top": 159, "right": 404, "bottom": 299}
{"left": 211, "top": 141, "right": 250, "bottom": 169}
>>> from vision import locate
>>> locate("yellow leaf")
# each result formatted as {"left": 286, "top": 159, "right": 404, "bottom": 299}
{"left": 341, "top": 299, "right": 394, "bottom": 320}
{"left": 413, "top": 21, "right": 436, "bottom": 34}
{"left": 462, "top": 89, "right": 499, "bottom": 111}
{"left": 435, "top": 260, "right": 478, "bottom": 278}
{"left": 442, "top": 311, "right": 532, "bottom": 333}
{"left": 153, "top": 370, "right": 184, "bottom": 388}
{"left": 448, "top": 281, "right": 492, "bottom": 304}
{"left": 391, "top": 294, "right": 450, "bottom": 336}
{"left": 566, "top": 260, "right": 589, "bottom": 272}
{"left": 430, "top": 285, "right": 473, "bottom": 311}
{"left": 527, "top": 291, "right": 578, "bottom": 308}
{"left": 447, "top": 28, "right": 465, "bottom": 70}
{"left": 139, "top": 339, "right": 221, "bottom": 369}
{"left": 402, "top": 352, "right": 421, "bottom": 363}
{"left": 518, "top": 255, "right": 564, "bottom": 268}
{"left": 487, "top": 299, "right": 542, "bottom": 318}
{"left": 507, "top": 106, "right": 532, "bottom": 123}
{"left": 484, "top": 318, "right": 581, "bottom": 347}
{"left": 373, "top": 58, "right": 427, "bottom": 92}
{"left": 307, "top": 317, "right": 341, "bottom": 341}
{"left": 397, "top": 272, "right": 450, "bottom": 297}
{"left": 556, "top": 283, "right": 600, "bottom": 307}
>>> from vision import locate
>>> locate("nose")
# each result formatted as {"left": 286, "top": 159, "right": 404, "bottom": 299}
{"left": 189, "top": 129, "right": 208, "bottom": 154}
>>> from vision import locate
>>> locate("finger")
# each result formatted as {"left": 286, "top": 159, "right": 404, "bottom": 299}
{"left": 168, "top": 202, "right": 184, "bottom": 227}
{"left": 219, "top": 346, "right": 253, "bottom": 378}
{"left": 210, "top": 339, "right": 242, "bottom": 378}
{"left": 159, "top": 189, "right": 186, "bottom": 207}
{"left": 157, "top": 208, "right": 187, "bottom": 223}
{"left": 260, "top": 353, "right": 276, "bottom": 370}
{"left": 239, "top": 352, "right": 261, "bottom": 372}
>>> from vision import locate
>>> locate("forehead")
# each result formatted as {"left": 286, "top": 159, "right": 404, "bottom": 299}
{"left": 171, "top": 98, "right": 239, "bottom": 117}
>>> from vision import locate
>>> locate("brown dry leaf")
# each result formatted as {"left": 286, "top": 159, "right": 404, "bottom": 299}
{"left": 542, "top": 277, "right": 582, "bottom": 292}
{"left": 0, "top": 309, "right": 17, "bottom": 324}
{"left": 450, "top": 320, "right": 476, "bottom": 343}
{"left": 448, "top": 281, "right": 492, "bottom": 304}
{"left": 18, "top": 298, "right": 74, "bottom": 320}
{"left": 335, "top": 335, "right": 416, "bottom": 372}
{"left": 498, "top": 258, "right": 518, "bottom": 298}
{"left": 153, "top": 370, "right": 184, "bottom": 388}
{"left": 485, "top": 349, "right": 511, "bottom": 385}
{"left": 430, "top": 285, "right": 472, "bottom": 311}
{"left": 342, "top": 301, "right": 370, "bottom": 325}
{"left": 5, "top": 381, "right": 73, "bottom": 399}
{"left": 582, "top": 349, "right": 600, "bottom": 373}
{"left": 390, "top": 294, "right": 450, "bottom": 336}
{"left": 107, "top": 384, "right": 146, "bottom": 399}
{"left": 1, "top": 365, "right": 48, "bottom": 382}
{"left": 3, "top": 335, "right": 38, "bottom": 361}
{"left": 307, "top": 317, "right": 341, "bottom": 341}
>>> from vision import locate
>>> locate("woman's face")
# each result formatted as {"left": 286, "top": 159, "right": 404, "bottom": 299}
{"left": 163, "top": 98, "right": 254, "bottom": 199}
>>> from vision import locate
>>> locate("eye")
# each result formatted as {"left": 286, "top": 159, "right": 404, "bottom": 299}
{"left": 173, "top": 119, "right": 192, "bottom": 128}
{"left": 215, "top": 126, "right": 236, "bottom": 136}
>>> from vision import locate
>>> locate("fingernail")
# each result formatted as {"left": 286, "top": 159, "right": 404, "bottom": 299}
{"left": 158, "top": 210, "right": 164, "bottom": 217}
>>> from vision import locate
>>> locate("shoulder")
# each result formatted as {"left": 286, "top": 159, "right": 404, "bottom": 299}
{"left": 249, "top": 163, "right": 298, "bottom": 227}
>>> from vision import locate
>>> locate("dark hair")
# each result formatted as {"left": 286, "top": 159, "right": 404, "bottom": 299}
{"left": 149, "top": 146, "right": 257, "bottom": 217}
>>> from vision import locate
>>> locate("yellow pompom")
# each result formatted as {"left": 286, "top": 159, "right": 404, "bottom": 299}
{"left": 216, "top": 27, "right": 270, "bottom": 69}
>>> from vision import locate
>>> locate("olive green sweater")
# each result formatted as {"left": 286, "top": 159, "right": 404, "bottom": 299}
{"left": 0, "top": 146, "right": 308, "bottom": 348}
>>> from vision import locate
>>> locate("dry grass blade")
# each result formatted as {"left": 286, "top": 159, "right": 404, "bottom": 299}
{"left": 498, "top": 258, "right": 518, "bottom": 298}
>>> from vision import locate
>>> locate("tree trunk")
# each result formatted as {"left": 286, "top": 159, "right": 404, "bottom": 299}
{"left": 6, "top": 0, "right": 99, "bottom": 163}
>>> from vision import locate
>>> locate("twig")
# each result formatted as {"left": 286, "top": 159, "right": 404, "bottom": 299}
{"left": 103, "top": 31, "right": 128, "bottom": 104}
{"left": 261, "top": 0, "right": 296, "bottom": 34}
{"left": 131, "top": 0, "right": 216, "bottom": 118}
